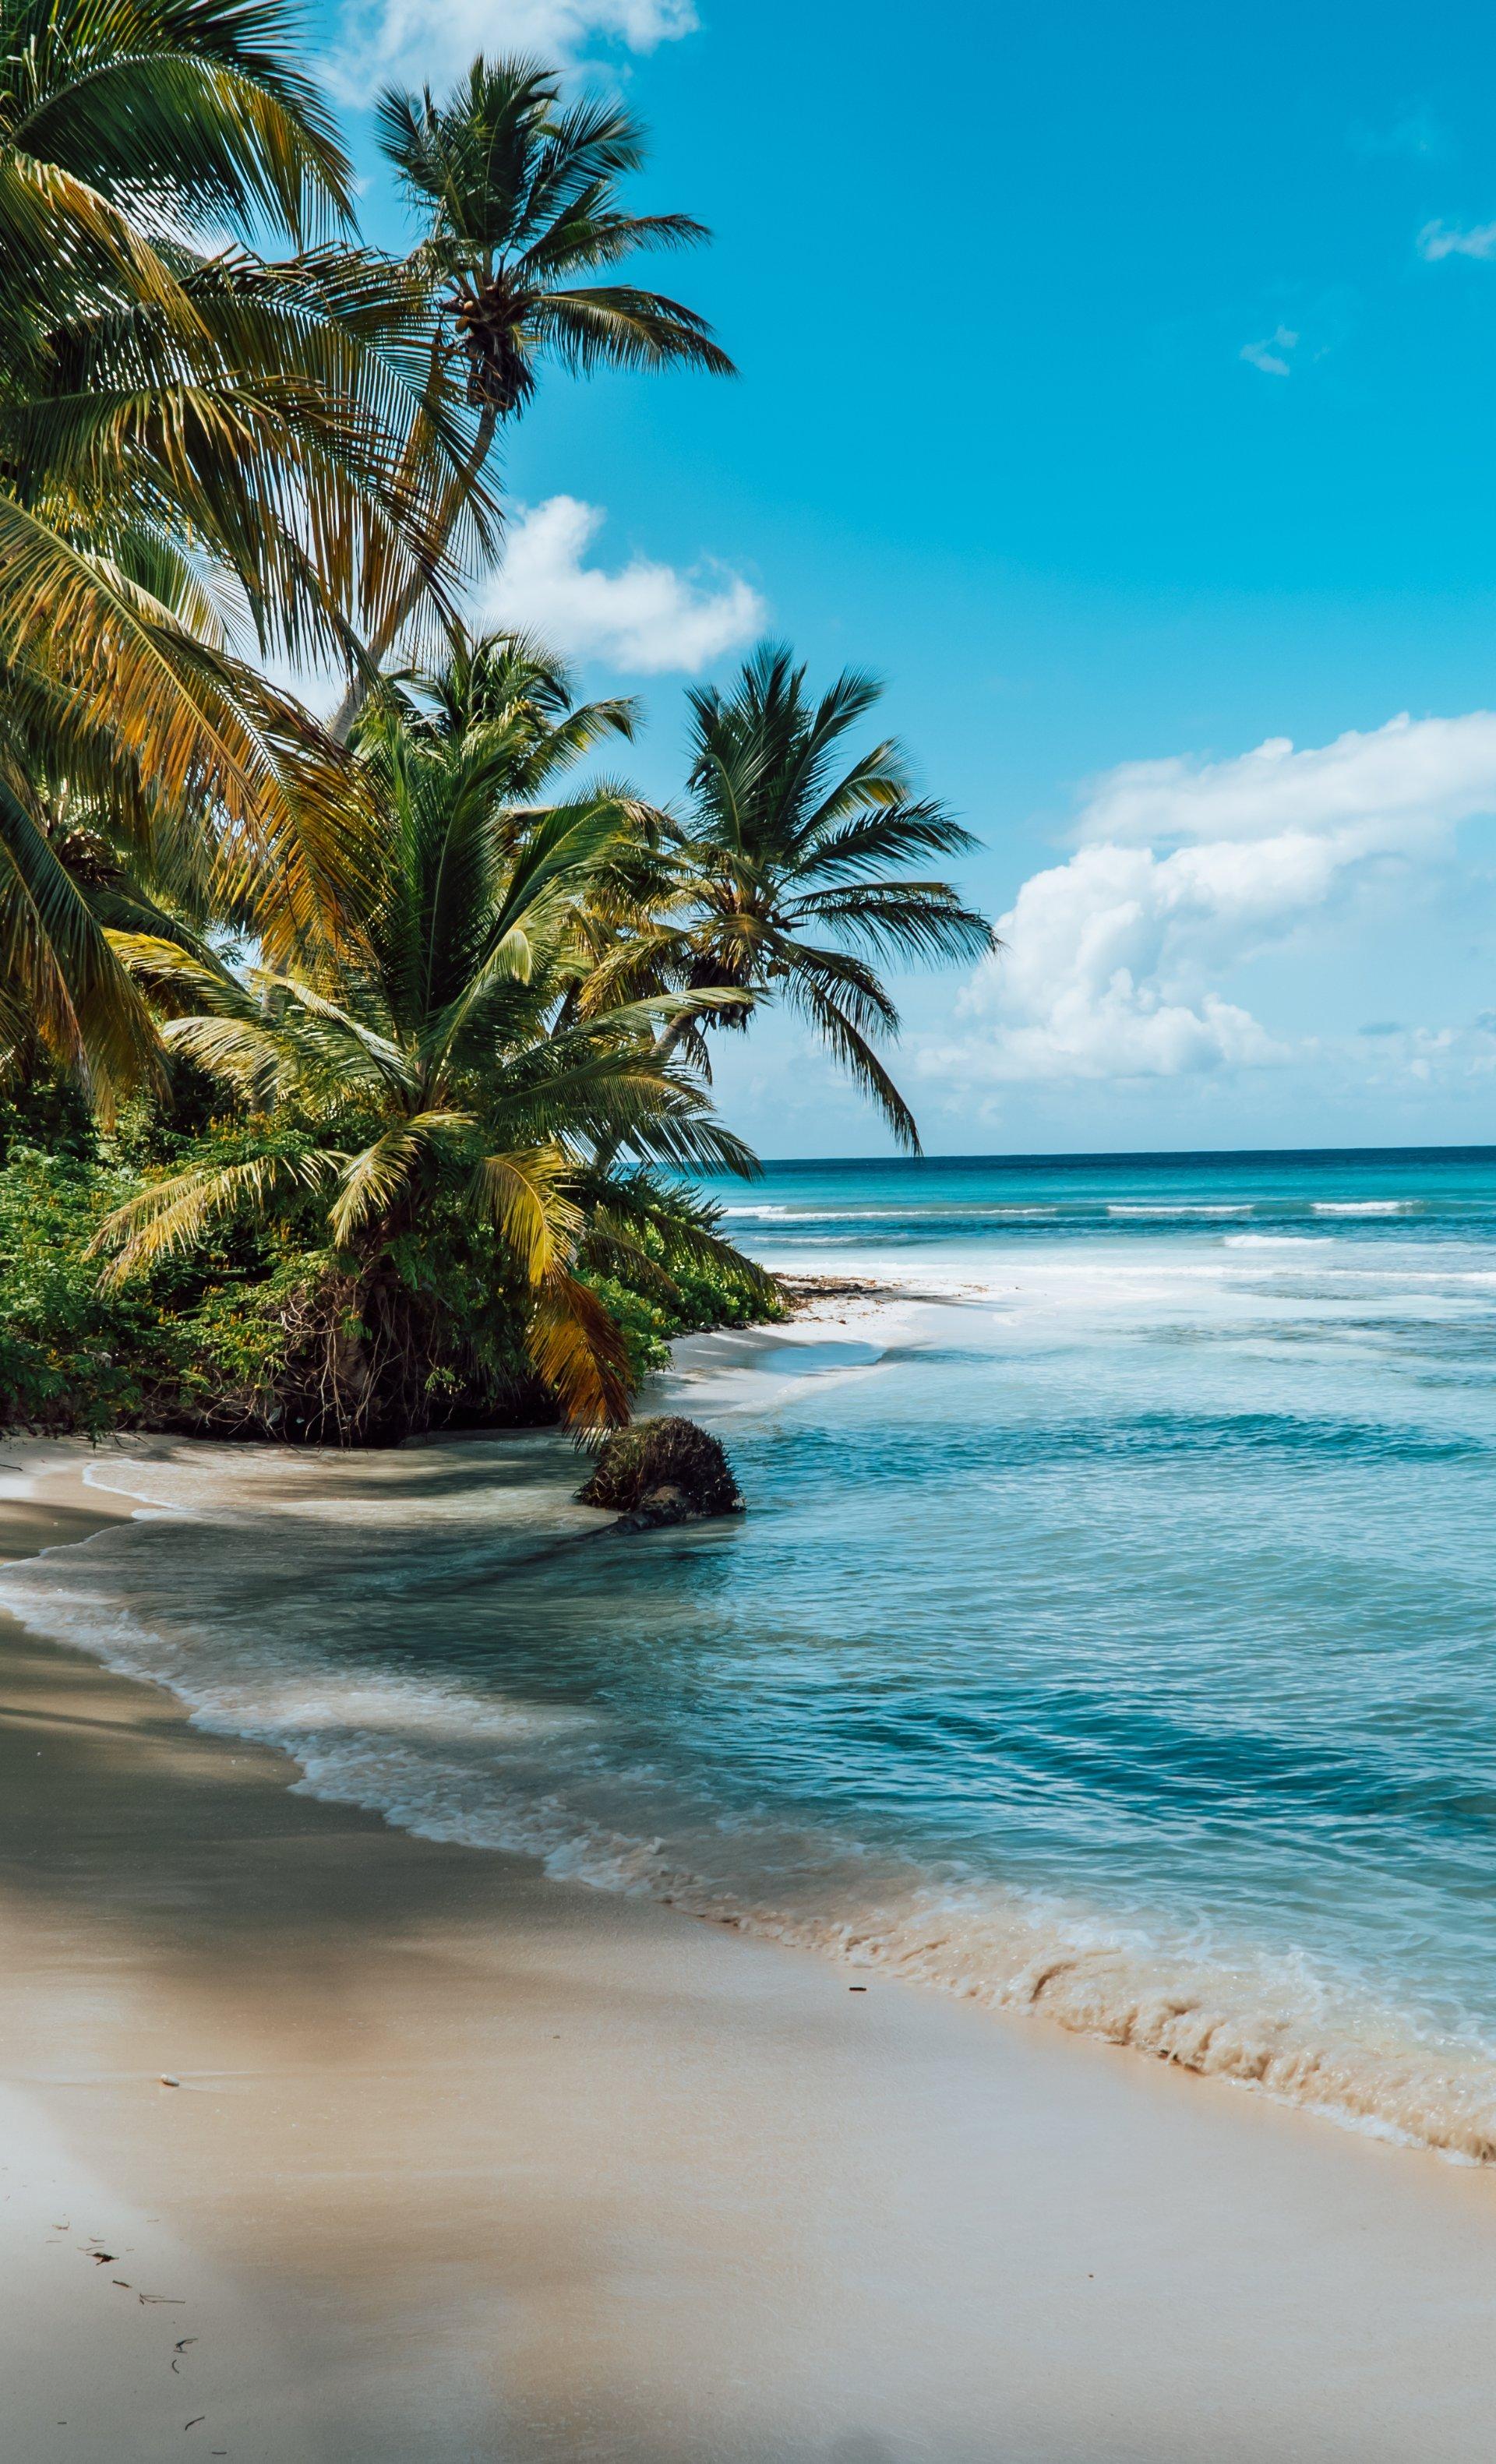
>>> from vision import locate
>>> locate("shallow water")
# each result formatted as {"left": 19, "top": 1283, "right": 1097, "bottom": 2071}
{"left": 9, "top": 1144, "right": 1496, "bottom": 2159}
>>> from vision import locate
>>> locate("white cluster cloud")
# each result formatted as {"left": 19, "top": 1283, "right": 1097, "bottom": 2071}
{"left": 937, "top": 841, "right": 1290, "bottom": 1084}
{"left": 1417, "top": 219, "right": 1496, "bottom": 262}
{"left": 478, "top": 495, "right": 764, "bottom": 674}
{"left": 936, "top": 714, "right": 1496, "bottom": 1089}
{"left": 1074, "top": 711, "right": 1496, "bottom": 851}
{"left": 1240, "top": 325, "right": 1298, "bottom": 377}
{"left": 330, "top": 0, "right": 695, "bottom": 96}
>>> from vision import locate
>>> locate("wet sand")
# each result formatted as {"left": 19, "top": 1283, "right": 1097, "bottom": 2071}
{"left": 3, "top": 1446, "right": 1496, "bottom": 2460}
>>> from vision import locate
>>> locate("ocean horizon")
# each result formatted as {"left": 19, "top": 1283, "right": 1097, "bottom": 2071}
{"left": 748, "top": 1141, "right": 1496, "bottom": 1165}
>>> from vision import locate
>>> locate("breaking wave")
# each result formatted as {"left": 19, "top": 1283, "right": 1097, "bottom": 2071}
{"left": 1224, "top": 1232, "right": 1322, "bottom": 1247}
{"left": 1313, "top": 1201, "right": 1413, "bottom": 1216}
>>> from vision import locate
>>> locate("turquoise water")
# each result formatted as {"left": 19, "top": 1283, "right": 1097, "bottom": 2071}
{"left": 9, "top": 1144, "right": 1496, "bottom": 2156}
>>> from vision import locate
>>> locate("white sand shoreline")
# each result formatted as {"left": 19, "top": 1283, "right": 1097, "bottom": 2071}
{"left": 2, "top": 1431, "right": 1496, "bottom": 2455}
{"left": 3, "top": 1341, "right": 1494, "bottom": 2174}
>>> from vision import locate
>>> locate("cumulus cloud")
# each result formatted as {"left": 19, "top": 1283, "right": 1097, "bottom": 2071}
{"left": 932, "top": 713, "right": 1496, "bottom": 1089}
{"left": 931, "top": 842, "right": 1291, "bottom": 1085}
{"left": 330, "top": 0, "right": 695, "bottom": 97}
{"left": 1240, "top": 325, "right": 1298, "bottom": 377}
{"left": 1074, "top": 711, "right": 1496, "bottom": 850}
{"left": 1417, "top": 218, "right": 1496, "bottom": 262}
{"left": 477, "top": 495, "right": 764, "bottom": 674}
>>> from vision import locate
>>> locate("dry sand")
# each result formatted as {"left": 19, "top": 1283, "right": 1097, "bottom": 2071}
{"left": 2, "top": 1448, "right": 1496, "bottom": 2462}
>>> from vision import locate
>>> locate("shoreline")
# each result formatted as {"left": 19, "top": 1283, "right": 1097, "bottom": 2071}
{"left": 5, "top": 1353, "right": 1496, "bottom": 2171}
{"left": 7, "top": 1330, "right": 1496, "bottom": 2171}
{"left": 3, "top": 1440, "right": 1496, "bottom": 2454}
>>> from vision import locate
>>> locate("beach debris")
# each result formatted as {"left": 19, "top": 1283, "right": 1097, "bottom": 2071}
{"left": 849, "top": 1986, "right": 867, "bottom": 1993}
{"left": 578, "top": 1417, "right": 743, "bottom": 1530}
{"left": 171, "top": 2337, "right": 199, "bottom": 2373}
{"left": 184, "top": 2418, "right": 205, "bottom": 2431}
{"left": 160, "top": 2074, "right": 182, "bottom": 2088}
{"left": 778, "top": 1274, "right": 891, "bottom": 1306}
{"left": 113, "top": 2279, "right": 131, "bottom": 2287}
{"left": 89, "top": 2250, "right": 116, "bottom": 2265}
{"left": 140, "top": 2292, "right": 186, "bottom": 2304}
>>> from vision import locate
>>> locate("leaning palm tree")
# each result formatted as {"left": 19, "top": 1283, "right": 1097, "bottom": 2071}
{"left": 332, "top": 55, "right": 734, "bottom": 736}
{"left": 595, "top": 645, "right": 997, "bottom": 1153}
{"left": 0, "top": 0, "right": 491, "bottom": 1107}
{"left": 93, "top": 636, "right": 764, "bottom": 1433}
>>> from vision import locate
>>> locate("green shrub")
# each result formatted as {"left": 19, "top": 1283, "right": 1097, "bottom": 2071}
{"left": 0, "top": 1137, "right": 779, "bottom": 1442}
{"left": 580, "top": 1198, "right": 783, "bottom": 1382}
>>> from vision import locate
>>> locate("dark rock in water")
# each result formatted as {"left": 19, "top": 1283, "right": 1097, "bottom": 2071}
{"left": 577, "top": 1416, "right": 744, "bottom": 1529}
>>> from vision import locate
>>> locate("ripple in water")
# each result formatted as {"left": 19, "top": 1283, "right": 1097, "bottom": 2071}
{"left": 8, "top": 1143, "right": 1496, "bottom": 2163}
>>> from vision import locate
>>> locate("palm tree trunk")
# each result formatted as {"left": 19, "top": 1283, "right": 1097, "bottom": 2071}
{"left": 330, "top": 396, "right": 499, "bottom": 745}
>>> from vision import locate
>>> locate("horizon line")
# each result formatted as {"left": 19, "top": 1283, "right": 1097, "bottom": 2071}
{"left": 726, "top": 1140, "right": 1496, "bottom": 1169}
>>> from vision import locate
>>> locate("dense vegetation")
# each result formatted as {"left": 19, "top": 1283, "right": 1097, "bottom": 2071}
{"left": 0, "top": 1, "right": 992, "bottom": 1444}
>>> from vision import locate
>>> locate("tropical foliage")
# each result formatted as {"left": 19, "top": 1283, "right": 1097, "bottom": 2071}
{"left": 0, "top": 24, "right": 991, "bottom": 1445}
{"left": 88, "top": 633, "right": 771, "bottom": 1433}
{"left": 0, "top": 0, "right": 494, "bottom": 1109}
{"left": 0, "top": 1100, "right": 772, "bottom": 1439}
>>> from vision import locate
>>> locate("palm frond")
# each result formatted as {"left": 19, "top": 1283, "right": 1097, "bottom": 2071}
{"left": 792, "top": 975, "right": 921, "bottom": 1154}
{"left": 527, "top": 285, "right": 734, "bottom": 381}
{"left": 0, "top": 771, "right": 163, "bottom": 1108}
{"left": 467, "top": 1144, "right": 579, "bottom": 1280}
{"left": 328, "top": 1109, "right": 468, "bottom": 1243}
{"left": 91, "top": 1141, "right": 336, "bottom": 1283}
{"left": 526, "top": 1268, "right": 631, "bottom": 1429}
{"left": 785, "top": 881, "right": 999, "bottom": 964}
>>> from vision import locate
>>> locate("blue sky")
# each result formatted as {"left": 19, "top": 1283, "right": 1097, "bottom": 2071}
{"left": 311, "top": 0, "right": 1496, "bottom": 1157}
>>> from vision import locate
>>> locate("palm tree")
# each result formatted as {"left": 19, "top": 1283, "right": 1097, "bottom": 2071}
{"left": 0, "top": 0, "right": 490, "bottom": 1108}
{"left": 332, "top": 55, "right": 734, "bottom": 736}
{"left": 93, "top": 632, "right": 764, "bottom": 1433}
{"left": 595, "top": 644, "right": 997, "bottom": 1152}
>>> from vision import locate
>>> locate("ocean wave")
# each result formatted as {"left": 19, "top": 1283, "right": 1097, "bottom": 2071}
{"left": 719, "top": 1202, "right": 848, "bottom": 1221}
{"left": 5, "top": 1496, "right": 1496, "bottom": 2168}
{"left": 1106, "top": 1204, "right": 1254, "bottom": 1218}
{"left": 1312, "top": 1201, "right": 1413, "bottom": 1216}
{"left": 722, "top": 1204, "right": 1061, "bottom": 1223}
{"left": 1224, "top": 1233, "right": 1323, "bottom": 1247}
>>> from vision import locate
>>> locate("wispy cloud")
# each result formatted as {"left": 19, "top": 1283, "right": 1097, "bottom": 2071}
{"left": 478, "top": 495, "right": 764, "bottom": 675}
{"left": 1240, "top": 326, "right": 1299, "bottom": 378}
{"left": 1350, "top": 108, "right": 1448, "bottom": 160}
{"left": 923, "top": 713, "right": 1496, "bottom": 1090}
{"left": 1417, "top": 218, "right": 1496, "bottom": 262}
{"left": 329, "top": 0, "right": 696, "bottom": 99}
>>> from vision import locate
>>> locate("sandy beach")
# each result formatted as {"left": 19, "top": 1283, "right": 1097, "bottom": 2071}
{"left": 1, "top": 1437, "right": 1496, "bottom": 2460}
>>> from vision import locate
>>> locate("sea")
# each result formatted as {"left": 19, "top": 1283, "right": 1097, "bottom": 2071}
{"left": 7, "top": 1143, "right": 1496, "bottom": 2160}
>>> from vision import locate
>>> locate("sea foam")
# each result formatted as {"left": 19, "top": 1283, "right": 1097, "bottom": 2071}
{"left": 5, "top": 1447, "right": 1496, "bottom": 2170}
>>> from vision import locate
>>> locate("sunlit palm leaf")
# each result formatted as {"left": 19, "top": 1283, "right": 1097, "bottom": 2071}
{"left": 526, "top": 1268, "right": 630, "bottom": 1429}
{"left": 92, "top": 1143, "right": 336, "bottom": 1283}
